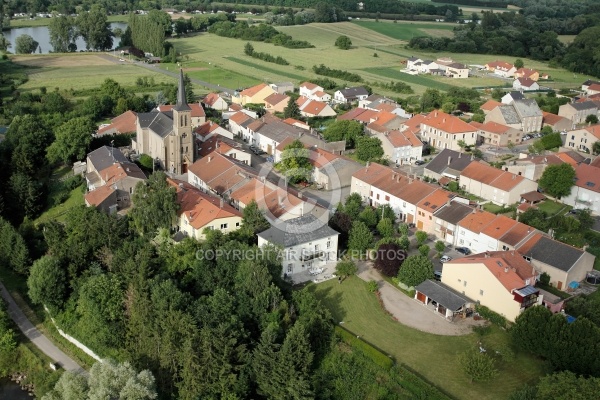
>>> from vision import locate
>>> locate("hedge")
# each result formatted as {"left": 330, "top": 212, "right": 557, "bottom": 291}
{"left": 335, "top": 326, "right": 394, "bottom": 370}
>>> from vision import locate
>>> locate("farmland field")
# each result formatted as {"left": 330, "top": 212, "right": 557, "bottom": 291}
{"left": 351, "top": 20, "right": 456, "bottom": 41}
{"left": 157, "top": 60, "right": 260, "bottom": 89}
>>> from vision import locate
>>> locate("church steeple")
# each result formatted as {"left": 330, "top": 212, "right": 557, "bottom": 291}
{"left": 173, "top": 69, "right": 191, "bottom": 111}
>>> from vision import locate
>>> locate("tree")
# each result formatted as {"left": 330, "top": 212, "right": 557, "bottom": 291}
{"left": 540, "top": 132, "right": 562, "bottom": 150}
{"left": 335, "top": 35, "right": 352, "bottom": 50}
{"left": 342, "top": 193, "right": 363, "bottom": 219}
{"left": 283, "top": 96, "right": 300, "bottom": 119}
{"left": 398, "top": 235, "right": 410, "bottom": 251}
{"left": 536, "top": 371, "right": 600, "bottom": 400}
{"left": 418, "top": 244, "right": 430, "bottom": 257}
{"left": 377, "top": 218, "right": 394, "bottom": 238}
{"left": 594, "top": 141, "right": 600, "bottom": 155}
{"left": 507, "top": 141, "right": 516, "bottom": 153}
{"left": 397, "top": 255, "right": 434, "bottom": 287}
{"left": 47, "top": 117, "right": 95, "bottom": 164}
{"left": 355, "top": 136, "right": 384, "bottom": 162}
{"left": 358, "top": 206, "right": 378, "bottom": 228}
{"left": 335, "top": 260, "right": 358, "bottom": 279}
{"left": 329, "top": 211, "right": 352, "bottom": 248}
{"left": 240, "top": 199, "right": 270, "bottom": 238}
{"left": 586, "top": 114, "right": 599, "bottom": 124}
{"left": 398, "top": 223, "right": 409, "bottom": 236}
{"left": 76, "top": 6, "right": 113, "bottom": 51}
{"left": 348, "top": 221, "right": 373, "bottom": 255}
{"left": 459, "top": 349, "right": 497, "bottom": 383}
{"left": 374, "top": 243, "right": 406, "bottom": 277}
{"left": 415, "top": 230, "right": 428, "bottom": 246}
{"left": 48, "top": 15, "right": 78, "bottom": 52}
{"left": 435, "top": 240, "right": 446, "bottom": 257}
{"left": 514, "top": 59, "right": 524, "bottom": 69}
{"left": 276, "top": 139, "right": 312, "bottom": 183}
{"left": 538, "top": 163, "right": 576, "bottom": 198}
{"left": 15, "top": 34, "right": 38, "bottom": 54}
{"left": 27, "top": 255, "right": 67, "bottom": 313}
{"left": 244, "top": 42, "right": 254, "bottom": 56}
{"left": 377, "top": 204, "right": 395, "bottom": 221}
{"left": 129, "top": 171, "right": 178, "bottom": 236}
{"left": 323, "top": 120, "right": 364, "bottom": 148}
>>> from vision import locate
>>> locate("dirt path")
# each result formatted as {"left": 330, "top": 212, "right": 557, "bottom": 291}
{"left": 356, "top": 260, "right": 481, "bottom": 336}
{"left": 0, "top": 282, "right": 85, "bottom": 374}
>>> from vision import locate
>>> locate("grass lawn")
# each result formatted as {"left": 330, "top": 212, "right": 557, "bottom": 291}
{"left": 308, "top": 277, "right": 548, "bottom": 400}
{"left": 158, "top": 60, "right": 260, "bottom": 89}
{"left": 537, "top": 200, "right": 569, "bottom": 216}
{"left": 483, "top": 202, "right": 504, "bottom": 214}
{"left": 351, "top": 20, "right": 455, "bottom": 41}
{"left": 34, "top": 166, "right": 84, "bottom": 225}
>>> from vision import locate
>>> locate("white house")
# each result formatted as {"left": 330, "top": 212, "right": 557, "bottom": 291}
{"left": 562, "top": 163, "right": 600, "bottom": 215}
{"left": 374, "top": 129, "right": 423, "bottom": 165}
{"left": 513, "top": 78, "right": 540, "bottom": 92}
{"left": 334, "top": 87, "right": 370, "bottom": 104}
{"left": 257, "top": 214, "right": 339, "bottom": 279}
{"left": 445, "top": 62, "right": 469, "bottom": 79}
{"left": 299, "top": 82, "right": 324, "bottom": 98}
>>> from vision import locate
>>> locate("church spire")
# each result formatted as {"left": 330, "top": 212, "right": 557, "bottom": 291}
{"left": 174, "top": 68, "right": 191, "bottom": 111}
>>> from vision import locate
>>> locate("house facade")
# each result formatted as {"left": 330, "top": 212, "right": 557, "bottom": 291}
{"left": 202, "top": 92, "right": 228, "bottom": 111}
{"left": 258, "top": 214, "right": 339, "bottom": 279}
{"left": 419, "top": 110, "right": 478, "bottom": 151}
{"left": 564, "top": 124, "right": 600, "bottom": 153}
{"left": 232, "top": 83, "right": 276, "bottom": 105}
{"left": 562, "top": 163, "right": 600, "bottom": 214}
{"left": 472, "top": 121, "right": 522, "bottom": 146}
{"left": 445, "top": 63, "right": 469, "bottom": 79}
{"left": 513, "top": 78, "right": 539, "bottom": 91}
{"left": 559, "top": 101, "right": 598, "bottom": 126}
{"left": 374, "top": 129, "right": 423, "bottom": 165}
{"left": 485, "top": 60, "right": 516, "bottom": 77}
{"left": 333, "top": 87, "right": 370, "bottom": 104}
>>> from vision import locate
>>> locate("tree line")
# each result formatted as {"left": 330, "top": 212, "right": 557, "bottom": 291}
{"left": 208, "top": 20, "right": 314, "bottom": 49}
{"left": 313, "top": 64, "right": 362, "bottom": 82}
{"left": 244, "top": 42, "right": 289, "bottom": 65}
{"left": 47, "top": 6, "right": 113, "bottom": 52}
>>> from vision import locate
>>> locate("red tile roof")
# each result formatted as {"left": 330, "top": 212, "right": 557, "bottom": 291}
{"left": 300, "top": 100, "right": 328, "bottom": 116}
{"left": 542, "top": 111, "right": 569, "bottom": 127}
{"left": 472, "top": 121, "right": 513, "bottom": 135}
{"left": 85, "top": 185, "right": 116, "bottom": 207}
{"left": 480, "top": 215, "right": 518, "bottom": 239}
{"left": 194, "top": 121, "right": 222, "bottom": 137}
{"left": 229, "top": 111, "right": 253, "bottom": 125}
{"left": 264, "top": 93, "right": 289, "bottom": 106}
{"left": 480, "top": 99, "right": 502, "bottom": 112}
{"left": 457, "top": 209, "right": 496, "bottom": 234}
{"left": 300, "top": 82, "right": 320, "bottom": 91}
{"left": 421, "top": 110, "right": 476, "bottom": 134}
{"left": 337, "top": 107, "right": 368, "bottom": 121}
{"left": 239, "top": 83, "right": 268, "bottom": 97}
{"left": 516, "top": 77, "right": 537, "bottom": 87}
{"left": 98, "top": 162, "right": 146, "bottom": 185}
{"left": 588, "top": 84, "right": 600, "bottom": 92}
{"left": 573, "top": 163, "right": 600, "bottom": 193}
{"left": 386, "top": 129, "right": 422, "bottom": 148}
{"left": 97, "top": 110, "right": 137, "bottom": 136}
{"left": 197, "top": 135, "right": 236, "bottom": 157}
{"left": 157, "top": 103, "right": 205, "bottom": 118}
{"left": 461, "top": 162, "right": 525, "bottom": 191}
{"left": 202, "top": 92, "right": 223, "bottom": 107}
{"left": 417, "top": 189, "right": 454, "bottom": 213}
{"left": 585, "top": 124, "right": 600, "bottom": 140}
{"left": 486, "top": 60, "right": 514, "bottom": 71}
{"left": 516, "top": 68, "right": 538, "bottom": 78}
{"left": 230, "top": 179, "right": 303, "bottom": 218}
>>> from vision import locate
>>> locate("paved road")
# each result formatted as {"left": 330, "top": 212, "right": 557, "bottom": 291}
{"left": 0, "top": 282, "right": 85, "bottom": 374}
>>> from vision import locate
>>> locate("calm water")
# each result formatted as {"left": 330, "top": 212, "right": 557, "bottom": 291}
{"left": 0, "top": 377, "right": 31, "bottom": 399}
{"left": 3, "top": 22, "right": 127, "bottom": 54}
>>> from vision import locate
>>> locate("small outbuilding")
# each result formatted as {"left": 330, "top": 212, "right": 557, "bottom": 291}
{"left": 414, "top": 279, "right": 473, "bottom": 321}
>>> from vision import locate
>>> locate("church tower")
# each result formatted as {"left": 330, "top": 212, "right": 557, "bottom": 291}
{"left": 171, "top": 69, "right": 194, "bottom": 174}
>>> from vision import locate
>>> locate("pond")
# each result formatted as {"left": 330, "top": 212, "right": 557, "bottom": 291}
{"left": 0, "top": 377, "right": 31, "bottom": 400}
{"left": 3, "top": 22, "right": 127, "bottom": 54}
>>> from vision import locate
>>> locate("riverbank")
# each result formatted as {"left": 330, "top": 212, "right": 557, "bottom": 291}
{"left": 4, "top": 14, "right": 128, "bottom": 29}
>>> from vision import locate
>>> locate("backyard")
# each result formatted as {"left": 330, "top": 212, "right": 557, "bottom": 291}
{"left": 309, "top": 277, "right": 548, "bottom": 400}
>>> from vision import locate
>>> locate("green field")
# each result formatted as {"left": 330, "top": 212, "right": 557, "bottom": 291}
{"left": 363, "top": 66, "right": 457, "bottom": 91}
{"left": 352, "top": 20, "right": 456, "bottom": 41}
{"left": 157, "top": 60, "right": 260, "bottom": 89}
{"left": 225, "top": 57, "right": 307, "bottom": 81}
{"left": 309, "top": 277, "right": 547, "bottom": 400}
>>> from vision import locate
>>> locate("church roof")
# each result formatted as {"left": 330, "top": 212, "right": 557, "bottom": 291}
{"left": 173, "top": 69, "right": 191, "bottom": 112}
{"left": 137, "top": 112, "right": 174, "bottom": 138}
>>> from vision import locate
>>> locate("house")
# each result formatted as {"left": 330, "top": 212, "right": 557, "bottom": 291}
{"left": 513, "top": 78, "right": 540, "bottom": 92}
{"left": 485, "top": 99, "right": 543, "bottom": 133}
{"left": 269, "top": 82, "right": 294, "bottom": 94}
{"left": 85, "top": 161, "right": 147, "bottom": 212}
{"left": 542, "top": 111, "right": 572, "bottom": 132}
{"left": 168, "top": 178, "right": 242, "bottom": 240}
{"left": 432, "top": 199, "right": 475, "bottom": 244}
{"left": 365, "top": 111, "right": 405, "bottom": 134}
{"left": 232, "top": 83, "right": 276, "bottom": 105}
{"left": 86, "top": 145, "right": 129, "bottom": 177}
{"left": 188, "top": 151, "right": 257, "bottom": 195}
{"left": 485, "top": 60, "right": 516, "bottom": 77}
{"left": 586, "top": 84, "right": 600, "bottom": 96}
{"left": 249, "top": 114, "right": 327, "bottom": 155}
{"left": 459, "top": 161, "right": 538, "bottom": 205}
{"left": 445, "top": 62, "right": 469, "bottom": 79}
{"left": 419, "top": 110, "right": 478, "bottom": 151}
{"left": 424, "top": 148, "right": 474, "bottom": 182}
{"left": 414, "top": 279, "right": 473, "bottom": 321}
{"left": 514, "top": 68, "right": 540, "bottom": 81}
{"left": 299, "top": 82, "right": 326, "bottom": 100}
{"left": 283, "top": 118, "right": 311, "bottom": 131}
{"left": 505, "top": 151, "right": 584, "bottom": 181}
{"left": 194, "top": 121, "right": 234, "bottom": 142}
{"left": 455, "top": 209, "right": 497, "bottom": 251}
{"left": 228, "top": 111, "right": 255, "bottom": 142}
{"left": 562, "top": 163, "right": 600, "bottom": 214}
{"left": 197, "top": 135, "right": 251, "bottom": 165}
{"left": 359, "top": 95, "right": 413, "bottom": 119}
{"left": 406, "top": 56, "right": 423, "bottom": 71}
{"left": 202, "top": 92, "right": 228, "bottom": 111}
{"left": 415, "top": 189, "right": 456, "bottom": 233}
{"left": 472, "top": 121, "right": 522, "bottom": 146}
{"left": 559, "top": 101, "right": 598, "bottom": 126}
{"left": 374, "top": 129, "right": 423, "bottom": 165}
{"left": 264, "top": 93, "right": 290, "bottom": 114}
{"left": 501, "top": 91, "right": 525, "bottom": 105}
{"left": 96, "top": 110, "right": 137, "bottom": 136}
{"left": 333, "top": 87, "right": 370, "bottom": 104}
{"left": 519, "top": 234, "right": 595, "bottom": 290}
{"left": 257, "top": 214, "right": 339, "bottom": 279}
{"left": 309, "top": 147, "right": 363, "bottom": 190}
{"left": 132, "top": 70, "right": 194, "bottom": 174}
{"left": 156, "top": 102, "right": 206, "bottom": 128}
{"left": 442, "top": 251, "right": 541, "bottom": 322}
{"left": 582, "top": 80, "right": 600, "bottom": 93}
{"left": 296, "top": 97, "right": 337, "bottom": 118}
{"left": 480, "top": 99, "right": 503, "bottom": 114}
{"left": 564, "top": 124, "right": 600, "bottom": 153}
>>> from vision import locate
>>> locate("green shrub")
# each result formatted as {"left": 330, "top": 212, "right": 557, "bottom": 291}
{"left": 475, "top": 304, "right": 509, "bottom": 329}
{"left": 367, "top": 280, "right": 378, "bottom": 293}
{"left": 138, "top": 154, "right": 154, "bottom": 170}
{"left": 63, "top": 175, "right": 83, "bottom": 191}
{"left": 335, "top": 326, "right": 394, "bottom": 369}
{"left": 53, "top": 191, "right": 70, "bottom": 206}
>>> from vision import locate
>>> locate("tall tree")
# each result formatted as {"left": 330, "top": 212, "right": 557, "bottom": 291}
{"left": 335, "top": 35, "right": 352, "bottom": 50}
{"left": 322, "top": 120, "right": 364, "bottom": 148}
{"left": 27, "top": 255, "right": 67, "bottom": 313}
{"left": 48, "top": 15, "right": 78, "bottom": 53}
{"left": 276, "top": 139, "right": 312, "bottom": 184}
{"left": 283, "top": 96, "right": 300, "bottom": 119}
{"left": 348, "top": 221, "right": 373, "bottom": 254}
{"left": 77, "top": 6, "right": 113, "bottom": 50}
{"left": 538, "top": 163, "right": 576, "bottom": 199}
{"left": 240, "top": 199, "right": 270, "bottom": 238}
{"left": 355, "top": 136, "right": 384, "bottom": 162}
{"left": 129, "top": 172, "right": 178, "bottom": 236}
{"left": 47, "top": 116, "right": 95, "bottom": 164}
{"left": 14, "top": 34, "right": 39, "bottom": 54}
{"left": 374, "top": 242, "right": 406, "bottom": 277}
{"left": 397, "top": 255, "right": 434, "bottom": 287}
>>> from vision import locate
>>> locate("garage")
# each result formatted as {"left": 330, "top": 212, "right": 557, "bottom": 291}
{"left": 414, "top": 279, "right": 473, "bottom": 321}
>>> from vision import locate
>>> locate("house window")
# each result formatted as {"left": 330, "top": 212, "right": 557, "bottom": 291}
{"left": 315, "top": 244, "right": 320, "bottom": 251}
{"left": 370, "top": 191, "right": 373, "bottom": 197}
{"left": 327, "top": 240, "right": 331, "bottom": 248}
{"left": 287, "top": 264, "right": 293, "bottom": 273}
{"left": 502, "top": 245, "right": 509, "bottom": 251}
{"left": 480, "top": 290, "right": 484, "bottom": 296}
{"left": 220, "top": 223, "right": 228, "bottom": 229}
{"left": 385, "top": 195, "right": 390, "bottom": 201}
{"left": 236, "top": 222, "right": 240, "bottom": 227}
{"left": 464, "top": 281, "right": 467, "bottom": 287}
{"left": 376, "top": 194, "right": 380, "bottom": 200}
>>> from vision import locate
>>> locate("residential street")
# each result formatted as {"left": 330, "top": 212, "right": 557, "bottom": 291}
{"left": 0, "top": 281, "right": 85, "bottom": 374}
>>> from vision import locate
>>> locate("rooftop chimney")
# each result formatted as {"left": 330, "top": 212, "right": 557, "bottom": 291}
{"left": 448, "top": 156, "right": 452, "bottom": 166}
{"left": 208, "top": 156, "right": 213, "bottom": 162}
{"left": 504, "top": 267, "right": 509, "bottom": 273}
{"left": 220, "top": 197, "right": 223, "bottom": 208}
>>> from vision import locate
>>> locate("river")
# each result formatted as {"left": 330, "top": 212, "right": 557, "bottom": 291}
{"left": 0, "top": 377, "right": 31, "bottom": 399}
{"left": 3, "top": 22, "right": 127, "bottom": 54}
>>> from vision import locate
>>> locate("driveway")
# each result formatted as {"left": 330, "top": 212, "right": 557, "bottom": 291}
{"left": 0, "top": 282, "right": 85, "bottom": 374}
{"left": 355, "top": 261, "right": 483, "bottom": 336}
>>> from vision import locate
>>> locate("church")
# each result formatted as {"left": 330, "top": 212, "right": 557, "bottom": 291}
{"left": 133, "top": 69, "right": 195, "bottom": 174}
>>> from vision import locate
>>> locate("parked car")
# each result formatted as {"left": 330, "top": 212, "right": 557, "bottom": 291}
{"left": 434, "top": 270, "right": 442, "bottom": 281}
{"left": 440, "top": 255, "right": 452, "bottom": 263}
{"left": 455, "top": 247, "right": 471, "bottom": 255}
{"left": 569, "top": 209, "right": 583, "bottom": 215}
{"left": 414, "top": 160, "right": 426, "bottom": 166}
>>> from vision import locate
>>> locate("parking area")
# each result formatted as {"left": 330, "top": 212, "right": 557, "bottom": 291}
{"left": 433, "top": 245, "right": 472, "bottom": 278}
